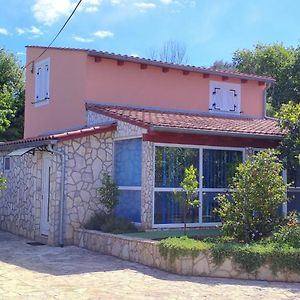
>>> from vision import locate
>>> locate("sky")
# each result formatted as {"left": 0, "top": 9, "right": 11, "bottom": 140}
{"left": 1, "top": 0, "right": 300, "bottom": 67}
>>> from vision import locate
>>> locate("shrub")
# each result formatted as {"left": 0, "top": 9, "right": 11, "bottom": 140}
{"left": 97, "top": 173, "right": 119, "bottom": 214}
{"left": 84, "top": 212, "right": 137, "bottom": 234}
{"left": 216, "top": 149, "right": 288, "bottom": 243}
{"left": 0, "top": 174, "right": 6, "bottom": 190}
{"left": 159, "top": 236, "right": 300, "bottom": 274}
{"left": 270, "top": 211, "right": 300, "bottom": 248}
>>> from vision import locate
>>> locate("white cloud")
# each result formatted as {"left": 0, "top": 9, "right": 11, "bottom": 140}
{"left": 80, "top": 0, "right": 101, "bottom": 13}
{"left": 16, "top": 27, "right": 26, "bottom": 35}
{"left": 160, "top": 0, "right": 173, "bottom": 4}
{"left": 16, "top": 26, "right": 43, "bottom": 37}
{"left": 32, "top": 0, "right": 75, "bottom": 26}
{"left": 72, "top": 35, "right": 93, "bottom": 43}
{"left": 17, "top": 52, "right": 25, "bottom": 56}
{"left": 92, "top": 30, "right": 114, "bottom": 38}
{"left": 133, "top": 2, "right": 156, "bottom": 12}
{"left": 0, "top": 28, "right": 8, "bottom": 35}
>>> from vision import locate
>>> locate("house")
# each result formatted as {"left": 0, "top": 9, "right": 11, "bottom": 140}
{"left": 0, "top": 46, "right": 298, "bottom": 246}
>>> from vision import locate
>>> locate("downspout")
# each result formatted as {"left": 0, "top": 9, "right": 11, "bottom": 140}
{"left": 47, "top": 144, "right": 66, "bottom": 247}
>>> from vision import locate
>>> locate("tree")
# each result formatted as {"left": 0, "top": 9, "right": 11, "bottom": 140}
{"left": 212, "top": 43, "right": 300, "bottom": 114}
{"left": 0, "top": 49, "right": 25, "bottom": 141}
{"left": 173, "top": 165, "right": 200, "bottom": 235}
{"left": 148, "top": 40, "right": 188, "bottom": 64}
{"left": 276, "top": 101, "right": 300, "bottom": 169}
{"left": 216, "top": 150, "right": 288, "bottom": 243}
{"left": 97, "top": 173, "right": 119, "bottom": 214}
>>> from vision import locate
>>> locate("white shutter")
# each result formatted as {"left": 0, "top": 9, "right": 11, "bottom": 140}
{"left": 44, "top": 63, "right": 49, "bottom": 99}
{"left": 209, "top": 81, "right": 241, "bottom": 113}
{"left": 35, "top": 58, "right": 50, "bottom": 103}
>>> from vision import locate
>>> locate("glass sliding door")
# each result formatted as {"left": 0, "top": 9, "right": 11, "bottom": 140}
{"left": 202, "top": 149, "right": 243, "bottom": 224}
{"left": 154, "top": 146, "right": 199, "bottom": 225}
{"left": 153, "top": 144, "right": 244, "bottom": 227}
{"left": 287, "top": 165, "right": 300, "bottom": 214}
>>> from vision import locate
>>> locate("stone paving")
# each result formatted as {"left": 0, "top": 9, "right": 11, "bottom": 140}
{"left": 0, "top": 231, "right": 299, "bottom": 300}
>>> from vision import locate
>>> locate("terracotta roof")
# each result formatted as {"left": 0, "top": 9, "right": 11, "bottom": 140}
{"left": 86, "top": 103, "right": 283, "bottom": 139}
{"left": 0, "top": 123, "right": 117, "bottom": 150}
{"left": 26, "top": 45, "right": 274, "bottom": 83}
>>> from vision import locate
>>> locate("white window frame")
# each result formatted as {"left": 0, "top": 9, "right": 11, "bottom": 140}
{"left": 152, "top": 143, "right": 245, "bottom": 228}
{"left": 113, "top": 136, "right": 143, "bottom": 225}
{"left": 35, "top": 57, "right": 50, "bottom": 107}
{"left": 209, "top": 81, "right": 241, "bottom": 114}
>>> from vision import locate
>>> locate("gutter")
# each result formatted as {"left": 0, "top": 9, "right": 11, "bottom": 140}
{"left": 47, "top": 144, "right": 66, "bottom": 247}
{"left": 150, "top": 126, "right": 283, "bottom": 140}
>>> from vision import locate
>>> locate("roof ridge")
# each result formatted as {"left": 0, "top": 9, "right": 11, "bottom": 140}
{"left": 27, "top": 45, "right": 274, "bottom": 82}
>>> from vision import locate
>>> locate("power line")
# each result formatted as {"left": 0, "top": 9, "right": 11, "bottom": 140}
{"left": 23, "top": 0, "right": 83, "bottom": 70}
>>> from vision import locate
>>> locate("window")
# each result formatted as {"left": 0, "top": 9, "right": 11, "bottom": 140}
{"left": 154, "top": 146, "right": 199, "bottom": 225}
{"left": 114, "top": 138, "right": 142, "bottom": 223}
{"left": 287, "top": 165, "right": 300, "bottom": 214}
{"left": 209, "top": 81, "right": 241, "bottom": 113}
{"left": 153, "top": 145, "right": 244, "bottom": 226}
{"left": 35, "top": 58, "right": 50, "bottom": 103}
{"left": 3, "top": 156, "right": 10, "bottom": 171}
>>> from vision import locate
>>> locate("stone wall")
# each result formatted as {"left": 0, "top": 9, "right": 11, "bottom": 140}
{"left": 58, "top": 131, "right": 114, "bottom": 245}
{"left": 0, "top": 151, "right": 42, "bottom": 240}
{"left": 74, "top": 229, "right": 300, "bottom": 283}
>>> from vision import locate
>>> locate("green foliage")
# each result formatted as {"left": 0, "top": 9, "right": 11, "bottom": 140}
{"left": 84, "top": 212, "right": 137, "bottom": 234}
{"left": 0, "top": 174, "right": 6, "bottom": 190}
{"left": 0, "top": 49, "right": 24, "bottom": 140}
{"left": 159, "top": 236, "right": 300, "bottom": 274}
{"left": 173, "top": 165, "right": 200, "bottom": 234}
{"left": 212, "top": 43, "right": 300, "bottom": 114}
{"left": 269, "top": 212, "right": 300, "bottom": 248}
{"left": 97, "top": 173, "right": 119, "bottom": 214}
{"left": 216, "top": 149, "right": 288, "bottom": 243}
{"left": 276, "top": 101, "right": 300, "bottom": 169}
{"left": 159, "top": 236, "right": 211, "bottom": 263}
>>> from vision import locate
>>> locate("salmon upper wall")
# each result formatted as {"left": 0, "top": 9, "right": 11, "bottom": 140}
{"left": 24, "top": 47, "right": 266, "bottom": 138}
{"left": 24, "top": 48, "right": 88, "bottom": 138}
{"left": 85, "top": 56, "right": 266, "bottom": 117}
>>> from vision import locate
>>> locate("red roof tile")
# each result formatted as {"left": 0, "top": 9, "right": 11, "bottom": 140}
{"left": 87, "top": 104, "right": 282, "bottom": 138}
{"left": 0, "top": 123, "right": 117, "bottom": 150}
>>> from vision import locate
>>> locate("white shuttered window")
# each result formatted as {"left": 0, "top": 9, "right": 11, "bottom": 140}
{"left": 209, "top": 81, "right": 241, "bottom": 113}
{"left": 35, "top": 58, "right": 50, "bottom": 103}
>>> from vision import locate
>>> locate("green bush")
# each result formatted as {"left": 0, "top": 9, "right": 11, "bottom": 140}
{"left": 84, "top": 212, "right": 137, "bottom": 234}
{"left": 216, "top": 149, "right": 288, "bottom": 243}
{"left": 97, "top": 173, "right": 119, "bottom": 214}
{"left": 0, "top": 174, "right": 6, "bottom": 190}
{"left": 269, "top": 212, "right": 300, "bottom": 248}
{"left": 159, "top": 236, "right": 300, "bottom": 274}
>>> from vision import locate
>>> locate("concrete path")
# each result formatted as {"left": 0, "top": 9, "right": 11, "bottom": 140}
{"left": 0, "top": 231, "right": 299, "bottom": 299}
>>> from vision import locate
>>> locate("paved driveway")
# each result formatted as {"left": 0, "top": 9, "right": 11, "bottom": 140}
{"left": 0, "top": 231, "right": 299, "bottom": 299}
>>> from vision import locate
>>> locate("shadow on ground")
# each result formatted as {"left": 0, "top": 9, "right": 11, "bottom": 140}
{"left": 0, "top": 230, "right": 299, "bottom": 295}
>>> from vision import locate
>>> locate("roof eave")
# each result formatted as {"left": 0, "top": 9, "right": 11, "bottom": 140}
{"left": 87, "top": 51, "right": 275, "bottom": 83}
{"left": 150, "top": 125, "right": 283, "bottom": 140}
{"left": 0, "top": 139, "right": 57, "bottom": 152}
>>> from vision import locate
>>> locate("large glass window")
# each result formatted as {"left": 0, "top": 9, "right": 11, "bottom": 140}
{"left": 154, "top": 146, "right": 199, "bottom": 225}
{"left": 153, "top": 145, "right": 244, "bottom": 226}
{"left": 114, "top": 138, "right": 142, "bottom": 222}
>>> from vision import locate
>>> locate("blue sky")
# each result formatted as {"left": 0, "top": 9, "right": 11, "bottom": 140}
{"left": 1, "top": 0, "right": 300, "bottom": 67}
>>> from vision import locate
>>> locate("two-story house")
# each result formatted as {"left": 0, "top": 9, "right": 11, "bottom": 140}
{"left": 0, "top": 46, "right": 295, "bottom": 246}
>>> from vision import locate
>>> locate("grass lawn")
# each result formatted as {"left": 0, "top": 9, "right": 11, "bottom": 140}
{"left": 120, "top": 228, "right": 221, "bottom": 240}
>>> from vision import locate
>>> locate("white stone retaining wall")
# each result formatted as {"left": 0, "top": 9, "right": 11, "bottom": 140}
{"left": 74, "top": 229, "right": 300, "bottom": 283}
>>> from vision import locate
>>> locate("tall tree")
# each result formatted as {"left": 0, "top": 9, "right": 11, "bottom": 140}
{"left": 0, "top": 49, "right": 24, "bottom": 141}
{"left": 148, "top": 40, "right": 188, "bottom": 64}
